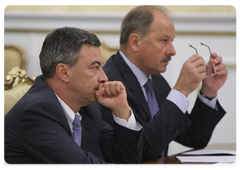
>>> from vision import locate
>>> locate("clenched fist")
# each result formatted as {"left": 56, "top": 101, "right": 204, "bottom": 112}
{"left": 95, "top": 81, "right": 131, "bottom": 120}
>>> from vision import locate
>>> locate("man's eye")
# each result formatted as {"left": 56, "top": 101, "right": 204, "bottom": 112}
{"left": 159, "top": 39, "right": 168, "bottom": 46}
{"left": 92, "top": 65, "right": 100, "bottom": 70}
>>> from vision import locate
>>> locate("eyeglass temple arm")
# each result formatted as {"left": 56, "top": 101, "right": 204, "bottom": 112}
{"left": 200, "top": 42, "right": 212, "bottom": 58}
{"left": 201, "top": 43, "right": 216, "bottom": 76}
{"left": 189, "top": 45, "right": 198, "bottom": 54}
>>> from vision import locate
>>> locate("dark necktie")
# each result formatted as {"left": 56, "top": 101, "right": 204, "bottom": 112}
{"left": 144, "top": 79, "right": 159, "bottom": 118}
{"left": 72, "top": 114, "right": 82, "bottom": 147}
{"left": 144, "top": 78, "right": 165, "bottom": 157}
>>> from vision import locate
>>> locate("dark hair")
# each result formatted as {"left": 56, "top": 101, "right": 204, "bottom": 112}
{"left": 39, "top": 27, "right": 101, "bottom": 78}
{"left": 120, "top": 5, "right": 168, "bottom": 45}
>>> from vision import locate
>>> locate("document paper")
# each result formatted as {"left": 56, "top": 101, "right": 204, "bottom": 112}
{"left": 182, "top": 149, "right": 236, "bottom": 155}
{"left": 177, "top": 156, "right": 236, "bottom": 163}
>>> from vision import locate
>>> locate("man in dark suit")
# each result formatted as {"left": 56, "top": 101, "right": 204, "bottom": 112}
{"left": 5, "top": 27, "right": 143, "bottom": 164}
{"left": 102, "top": 6, "right": 228, "bottom": 162}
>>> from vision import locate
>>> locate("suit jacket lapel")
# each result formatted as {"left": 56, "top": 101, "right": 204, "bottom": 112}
{"left": 113, "top": 52, "right": 151, "bottom": 119}
{"left": 37, "top": 76, "right": 72, "bottom": 136}
{"left": 78, "top": 108, "right": 93, "bottom": 142}
{"left": 78, "top": 104, "right": 104, "bottom": 159}
{"left": 152, "top": 75, "right": 171, "bottom": 107}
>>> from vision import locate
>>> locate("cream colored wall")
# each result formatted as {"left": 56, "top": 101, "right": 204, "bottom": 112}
{"left": 5, "top": 5, "right": 236, "bottom": 14}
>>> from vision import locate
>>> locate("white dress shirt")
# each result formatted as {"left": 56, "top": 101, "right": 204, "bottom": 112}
{"left": 119, "top": 50, "right": 217, "bottom": 113}
{"left": 56, "top": 94, "right": 81, "bottom": 133}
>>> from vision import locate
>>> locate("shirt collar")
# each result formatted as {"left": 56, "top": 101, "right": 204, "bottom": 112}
{"left": 119, "top": 50, "right": 152, "bottom": 87}
{"left": 55, "top": 94, "right": 81, "bottom": 133}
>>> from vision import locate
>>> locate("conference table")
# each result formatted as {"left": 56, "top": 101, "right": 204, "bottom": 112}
{"left": 143, "top": 143, "right": 236, "bottom": 164}
{"left": 141, "top": 153, "right": 214, "bottom": 165}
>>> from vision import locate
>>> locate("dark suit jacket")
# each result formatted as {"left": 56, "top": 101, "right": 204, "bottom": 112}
{"left": 5, "top": 76, "right": 143, "bottom": 164}
{"left": 102, "top": 51, "right": 226, "bottom": 162}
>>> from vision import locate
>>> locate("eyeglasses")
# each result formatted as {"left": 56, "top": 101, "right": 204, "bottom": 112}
{"left": 189, "top": 43, "right": 216, "bottom": 77}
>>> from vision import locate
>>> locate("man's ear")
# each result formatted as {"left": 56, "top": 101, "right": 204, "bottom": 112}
{"left": 128, "top": 33, "right": 141, "bottom": 52}
{"left": 55, "top": 63, "right": 70, "bottom": 83}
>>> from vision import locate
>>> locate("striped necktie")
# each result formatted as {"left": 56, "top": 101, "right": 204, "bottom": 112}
{"left": 144, "top": 78, "right": 159, "bottom": 118}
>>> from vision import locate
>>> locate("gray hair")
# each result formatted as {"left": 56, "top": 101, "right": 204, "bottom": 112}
{"left": 39, "top": 27, "right": 101, "bottom": 78}
{"left": 120, "top": 5, "right": 169, "bottom": 45}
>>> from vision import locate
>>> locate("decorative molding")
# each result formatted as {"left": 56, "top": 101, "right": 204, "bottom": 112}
{"left": 4, "top": 12, "right": 236, "bottom": 33}
{"left": 4, "top": 12, "right": 124, "bottom": 32}
{"left": 4, "top": 12, "right": 236, "bottom": 67}
{"left": 170, "top": 13, "right": 236, "bottom": 33}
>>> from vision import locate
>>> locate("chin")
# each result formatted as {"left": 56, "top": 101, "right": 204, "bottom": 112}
{"left": 157, "top": 66, "right": 167, "bottom": 74}
{"left": 161, "top": 68, "right": 167, "bottom": 73}
{"left": 156, "top": 63, "right": 168, "bottom": 73}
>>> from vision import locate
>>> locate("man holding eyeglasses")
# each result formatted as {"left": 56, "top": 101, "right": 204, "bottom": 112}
{"left": 102, "top": 5, "right": 228, "bottom": 163}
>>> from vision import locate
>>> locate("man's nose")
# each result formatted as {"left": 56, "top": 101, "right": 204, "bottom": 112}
{"left": 99, "top": 68, "right": 108, "bottom": 83}
{"left": 167, "top": 43, "right": 176, "bottom": 56}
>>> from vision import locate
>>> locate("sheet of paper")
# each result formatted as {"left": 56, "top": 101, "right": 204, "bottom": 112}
{"left": 213, "top": 162, "right": 237, "bottom": 166}
{"left": 177, "top": 156, "right": 236, "bottom": 163}
{"left": 182, "top": 149, "right": 236, "bottom": 155}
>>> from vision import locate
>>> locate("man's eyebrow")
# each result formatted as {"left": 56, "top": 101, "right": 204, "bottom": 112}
{"left": 161, "top": 35, "right": 170, "bottom": 38}
{"left": 161, "top": 35, "right": 175, "bottom": 40}
{"left": 90, "top": 61, "right": 103, "bottom": 66}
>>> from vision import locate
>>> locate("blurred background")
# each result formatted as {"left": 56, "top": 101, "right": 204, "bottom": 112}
{"left": 4, "top": 5, "right": 236, "bottom": 156}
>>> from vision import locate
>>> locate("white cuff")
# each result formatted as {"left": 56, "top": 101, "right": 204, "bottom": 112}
{"left": 113, "top": 107, "right": 142, "bottom": 131}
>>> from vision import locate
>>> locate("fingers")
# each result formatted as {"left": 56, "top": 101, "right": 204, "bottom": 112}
{"left": 188, "top": 54, "right": 204, "bottom": 63}
{"left": 215, "top": 63, "right": 228, "bottom": 76}
{"left": 174, "top": 55, "right": 207, "bottom": 97}
{"left": 210, "top": 52, "right": 222, "bottom": 65}
{"left": 99, "top": 81, "right": 124, "bottom": 98}
{"left": 211, "top": 53, "right": 228, "bottom": 76}
{"left": 95, "top": 84, "right": 105, "bottom": 98}
{"left": 186, "top": 55, "right": 206, "bottom": 76}
{"left": 215, "top": 63, "right": 226, "bottom": 72}
{"left": 189, "top": 54, "right": 228, "bottom": 78}
{"left": 210, "top": 52, "right": 217, "bottom": 59}
{"left": 207, "top": 53, "right": 226, "bottom": 75}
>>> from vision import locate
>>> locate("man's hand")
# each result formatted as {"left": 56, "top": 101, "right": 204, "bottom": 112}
{"left": 95, "top": 81, "right": 131, "bottom": 121}
{"left": 201, "top": 52, "right": 228, "bottom": 98}
{"left": 174, "top": 55, "right": 206, "bottom": 97}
